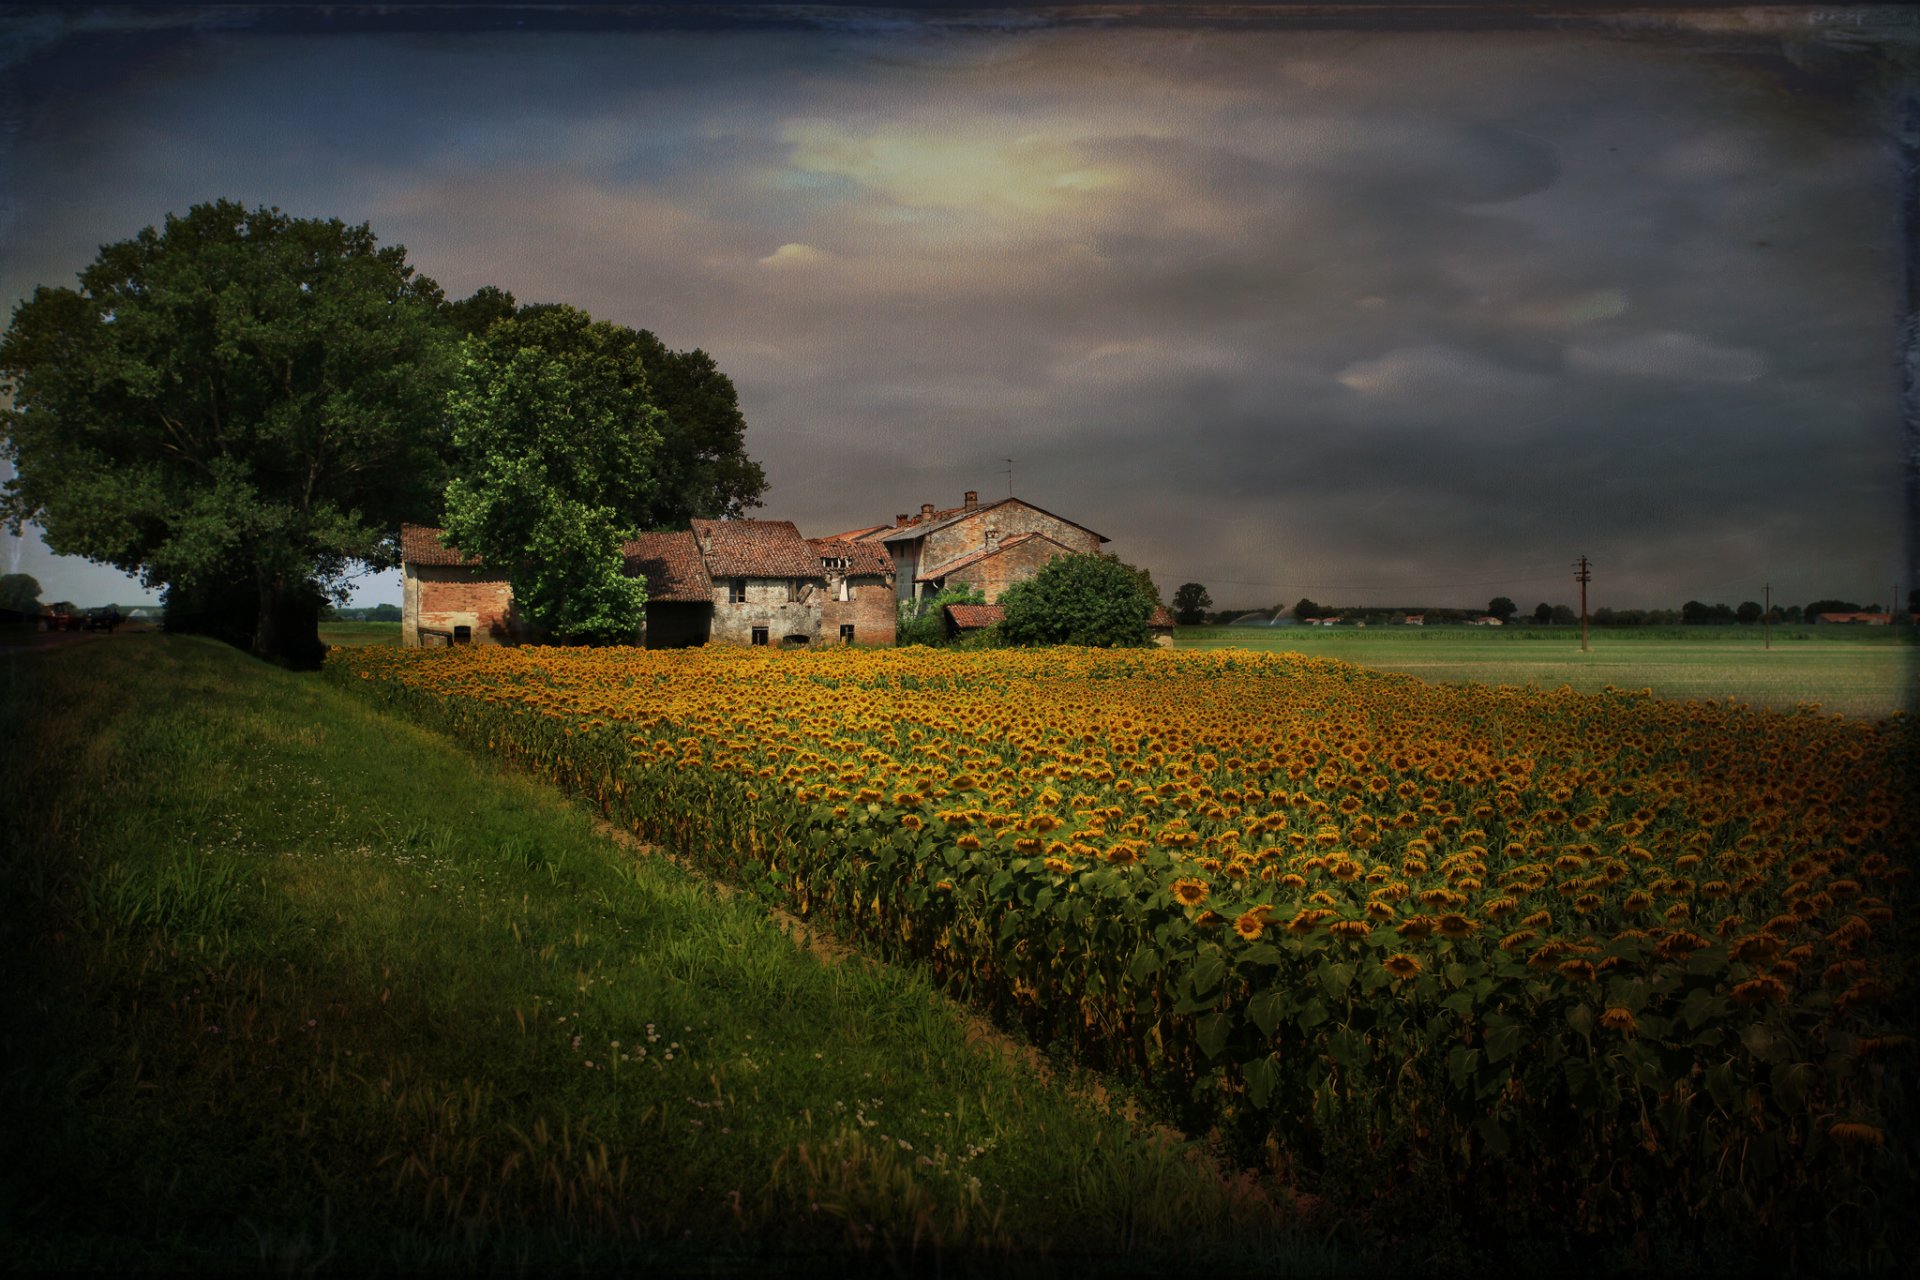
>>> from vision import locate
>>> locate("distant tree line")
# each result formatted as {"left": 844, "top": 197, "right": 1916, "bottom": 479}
{"left": 1172, "top": 587, "right": 1915, "bottom": 627}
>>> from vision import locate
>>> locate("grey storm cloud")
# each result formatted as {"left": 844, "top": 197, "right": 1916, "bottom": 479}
{"left": 0, "top": 16, "right": 1908, "bottom": 611}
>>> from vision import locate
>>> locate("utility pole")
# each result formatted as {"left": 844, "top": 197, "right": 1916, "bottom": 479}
{"left": 1575, "top": 556, "right": 1592, "bottom": 652}
{"left": 1764, "top": 583, "right": 1771, "bottom": 650}
{"left": 1005, "top": 458, "right": 1014, "bottom": 497}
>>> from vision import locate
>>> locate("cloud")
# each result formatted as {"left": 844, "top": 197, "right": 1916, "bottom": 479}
{"left": 1335, "top": 346, "right": 1552, "bottom": 403}
{"left": 757, "top": 242, "right": 825, "bottom": 268}
{"left": 1567, "top": 331, "right": 1767, "bottom": 383}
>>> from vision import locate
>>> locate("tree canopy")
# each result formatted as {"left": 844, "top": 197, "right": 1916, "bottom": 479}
{"left": 0, "top": 200, "right": 456, "bottom": 666}
{"left": 439, "top": 296, "right": 766, "bottom": 531}
{"left": 999, "top": 553, "right": 1155, "bottom": 648}
{"left": 441, "top": 305, "right": 667, "bottom": 644}
{"left": 1172, "top": 581, "right": 1211, "bottom": 626}
{"left": 1487, "top": 596, "right": 1517, "bottom": 622}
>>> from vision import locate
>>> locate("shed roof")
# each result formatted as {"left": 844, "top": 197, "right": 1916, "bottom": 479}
{"left": 944, "top": 603, "right": 1005, "bottom": 631}
{"left": 621, "top": 530, "right": 713, "bottom": 602}
{"left": 400, "top": 522, "right": 484, "bottom": 568}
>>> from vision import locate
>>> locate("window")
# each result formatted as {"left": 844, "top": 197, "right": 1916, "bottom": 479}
{"left": 838, "top": 578, "right": 851, "bottom": 602}
{"left": 839, "top": 624, "right": 855, "bottom": 644}
{"left": 453, "top": 624, "right": 472, "bottom": 645}
{"left": 787, "top": 578, "right": 803, "bottom": 602}
{"left": 751, "top": 626, "right": 769, "bottom": 646}
{"left": 729, "top": 578, "right": 746, "bottom": 604}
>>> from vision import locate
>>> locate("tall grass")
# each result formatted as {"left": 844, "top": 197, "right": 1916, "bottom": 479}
{"left": 0, "top": 634, "right": 1339, "bottom": 1274}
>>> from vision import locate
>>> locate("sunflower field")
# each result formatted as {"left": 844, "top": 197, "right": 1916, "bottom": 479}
{"left": 333, "top": 643, "right": 1915, "bottom": 1257}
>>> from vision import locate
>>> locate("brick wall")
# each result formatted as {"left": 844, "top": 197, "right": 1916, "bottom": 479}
{"left": 945, "top": 536, "right": 1073, "bottom": 604}
{"left": 820, "top": 574, "right": 896, "bottom": 645}
{"left": 404, "top": 563, "right": 517, "bottom": 646}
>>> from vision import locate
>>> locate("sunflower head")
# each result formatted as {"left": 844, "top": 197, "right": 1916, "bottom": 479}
{"left": 1598, "top": 1007, "right": 1638, "bottom": 1034}
{"left": 1382, "top": 953, "right": 1423, "bottom": 979}
{"left": 1828, "top": 1122, "right": 1885, "bottom": 1148}
{"left": 1170, "top": 877, "right": 1210, "bottom": 907}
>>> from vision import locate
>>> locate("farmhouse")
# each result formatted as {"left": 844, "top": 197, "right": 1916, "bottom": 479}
{"left": 401, "top": 519, "right": 896, "bottom": 648}
{"left": 834, "top": 491, "right": 1108, "bottom": 603}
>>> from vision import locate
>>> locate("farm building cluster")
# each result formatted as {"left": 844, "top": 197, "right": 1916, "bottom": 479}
{"left": 400, "top": 490, "right": 1167, "bottom": 649}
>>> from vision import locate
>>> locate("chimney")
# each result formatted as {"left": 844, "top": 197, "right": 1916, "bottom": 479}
{"left": 920, "top": 502, "right": 935, "bottom": 520}
{"left": 895, "top": 513, "right": 909, "bottom": 528}
{"left": 963, "top": 490, "right": 978, "bottom": 510}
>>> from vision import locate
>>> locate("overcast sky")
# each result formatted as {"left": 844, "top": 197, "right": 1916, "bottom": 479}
{"left": 2, "top": 6, "right": 1912, "bottom": 611}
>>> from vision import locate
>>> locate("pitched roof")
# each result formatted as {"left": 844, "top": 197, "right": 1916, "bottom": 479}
{"left": 690, "top": 517, "right": 821, "bottom": 579}
{"left": 808, "top": 536, "right": 894, "bottom": 576}
{"left": 917, "top": 531, "right": 1069, "bottom": 582}
{"left": 821, "top": 524, "right": 892, "bottom": 542}
{"left": 1148, "top": 606, "right": 1176, "bottom": 629}
{"left": 944, "top": 604, "right": 1005, "bottom": 630}
{"left": 621, "top": 530, "right": 713, "bottom": 603}
{"left": 879, "top": 497, "right": 1109, "bottom": 546}
{"left": 400, "top": 522, "right": 484, "bottom": 567}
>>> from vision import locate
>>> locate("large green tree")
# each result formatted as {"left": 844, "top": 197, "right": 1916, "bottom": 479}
{"left": 999, "top": 553, "right": 1155, "bottom": 648}
{"left": 0, "top": 200, "right": 455, "bottom": 666}
{"left": 441, "top": 305, "right": 664, "bottom": 643}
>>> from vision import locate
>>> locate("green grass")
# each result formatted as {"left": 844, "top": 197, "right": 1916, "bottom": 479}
{"left": 1179, "top": 624, "right": 1916, "bottom": 719}
{"left": 318, "top": 619, "right": 401, "bottom": 647}
{"left": 0, "top": 634, "right": 1339, "bottom": 1274}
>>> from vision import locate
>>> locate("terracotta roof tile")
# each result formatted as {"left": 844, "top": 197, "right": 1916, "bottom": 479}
{"left": 1149, "top": 606, "right": 1176, "bottom": 629}
{"left": 690, "top": 518, "right": 821, "bottom": 579}
{"left": 821, "top": 524, "right": 892, "bottom": 542}
{"left": 401, "top": 523, "right": 484, "bottom": 567}
{"left": 944, "top": 604, "right": 1005, "bottom": 630}
{"left": 808, "top": 537, "right": 894, "bottom": 576}
{"left": 622, "top": 530, "right": 713, "bottom": 602}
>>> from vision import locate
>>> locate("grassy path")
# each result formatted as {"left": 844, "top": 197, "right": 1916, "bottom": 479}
{"left": 0, "top": 634, "right": 1326, "bottom": 1274}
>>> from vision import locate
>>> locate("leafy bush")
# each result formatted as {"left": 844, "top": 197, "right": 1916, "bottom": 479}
{"left": 999, "top": 554, "right": 1153, "bottom": 648}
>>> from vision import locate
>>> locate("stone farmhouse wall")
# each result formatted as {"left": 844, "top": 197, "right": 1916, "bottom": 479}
{"left": 919, "top": 503, "right": 1100, "bottom": 574}
{"left": 708, "top": 577, "right": 825, "bottom": 646}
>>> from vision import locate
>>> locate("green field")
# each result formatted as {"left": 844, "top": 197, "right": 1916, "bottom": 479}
{"left": 1179, "top": 624, "right": 1916, "bottom": 720}
{"left": 318, "top": 619, "right": 402, "bottom": 647}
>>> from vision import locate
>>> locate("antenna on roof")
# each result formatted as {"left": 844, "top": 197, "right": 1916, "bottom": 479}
{"left": 1004, "top": 457, "right": 1014, "bottom": 498}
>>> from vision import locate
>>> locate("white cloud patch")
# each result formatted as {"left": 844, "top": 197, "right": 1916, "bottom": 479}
{"left": 1566, "top": 331, "right": 1765, "bottom": 383}
{"left": 758, "top": 242, "right": 825, "bottom": 268}
{"left": 1335, "top": 346, "right": 1550, "bottom": 403}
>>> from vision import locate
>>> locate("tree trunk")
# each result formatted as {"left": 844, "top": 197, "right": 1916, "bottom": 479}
{"left": 253, "top": 571, "right": 326, "bottom": 670}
